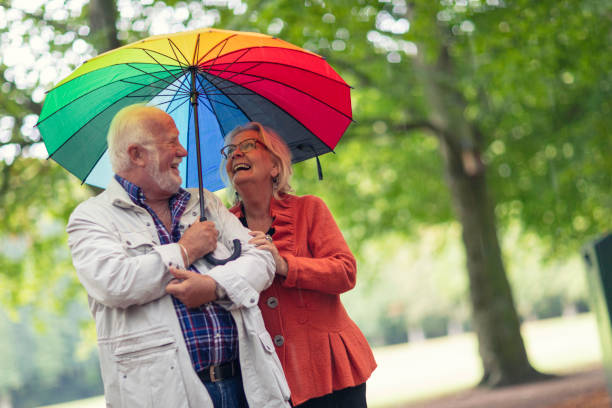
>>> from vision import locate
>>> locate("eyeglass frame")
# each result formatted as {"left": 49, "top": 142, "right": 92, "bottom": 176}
{"left": 220, "top": 138, "right": 266, "bottom": 159}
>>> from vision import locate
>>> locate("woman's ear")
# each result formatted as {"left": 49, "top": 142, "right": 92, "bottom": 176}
{"left": 270, "top": 161, "right": 280, "bottom": 178}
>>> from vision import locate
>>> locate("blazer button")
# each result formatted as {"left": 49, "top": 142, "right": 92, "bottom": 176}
{"left": 273, "top": 335, "right": 285, "bottom": 347}
{"left": 266, "top": 296, "right": 279, "bottom": 309}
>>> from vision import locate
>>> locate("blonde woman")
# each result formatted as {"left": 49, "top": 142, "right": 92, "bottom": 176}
{"left": 221, "top": 122, "right": 376, "bottom": 407}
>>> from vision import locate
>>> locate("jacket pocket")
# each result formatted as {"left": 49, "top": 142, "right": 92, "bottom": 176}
{"left": 258, "top": 331, "right": 291, "bottom": 400}
{"left": 119, "top": 231, "right": 155, "bottom": 256}
{"left": 113, "top": 328, "right": 188, "bottom": 408}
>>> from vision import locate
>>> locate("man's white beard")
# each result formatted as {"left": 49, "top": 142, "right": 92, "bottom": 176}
{"left": 146, "top": 151, "right": 181, "bottom": 194}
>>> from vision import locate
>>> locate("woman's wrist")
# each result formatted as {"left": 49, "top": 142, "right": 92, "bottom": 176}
{"left": 276, "top": 256, "right": 289, "bottom": 277}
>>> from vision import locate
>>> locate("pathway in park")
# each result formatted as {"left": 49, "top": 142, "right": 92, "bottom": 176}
{"left": 400, "top": 366, "right": 609, "bottom": 408}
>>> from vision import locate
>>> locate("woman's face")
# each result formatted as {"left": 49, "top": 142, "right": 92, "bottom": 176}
{"left": 225, "top": 129, "right": 279, "bottom": 190}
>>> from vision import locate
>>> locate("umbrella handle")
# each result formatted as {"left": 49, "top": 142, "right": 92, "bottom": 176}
{"left": 199, "top": 213, "right": 242, "bottom": 265}
{"left": 204, "top": 239, "right": 242, "bottom": 266}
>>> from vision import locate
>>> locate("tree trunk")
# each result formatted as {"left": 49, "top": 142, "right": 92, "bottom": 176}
{"left": 440, "top": 139, "right": 544, "bottom": 386}
{"left": 419, "top": 42, "right": 547, "bottom": 386}
{"left": 88, "top": 0, "right": 120, "bottom": 52}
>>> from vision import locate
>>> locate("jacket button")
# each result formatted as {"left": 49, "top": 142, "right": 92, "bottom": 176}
{"left": 273, "top": 335, "right": 284, "bottom": 347}
{"left": 267, "top": 297, "right": 279, "bottom": 309}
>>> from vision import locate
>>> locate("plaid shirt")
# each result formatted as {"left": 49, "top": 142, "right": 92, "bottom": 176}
{"left": 115, "top": 175, "right": 238, "bottom": 372}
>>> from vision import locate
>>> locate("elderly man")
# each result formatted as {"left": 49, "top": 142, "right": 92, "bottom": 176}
{"left": 67, "top": 104, "right": 290, "bottom": 408}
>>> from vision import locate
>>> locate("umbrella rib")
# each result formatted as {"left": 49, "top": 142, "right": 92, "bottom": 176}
{"left": 126, "top": 46, "right": 185, "bottom": 66}
{"left": 195, "top": 76, "right": 226, "bottom": 95}
{"left": 119, "top": 79, "right": 188, "bottom": 94}
{"left": 200, "top": 71, "right": 335, "bottom": 150}
{"left": 195, "top": 74, "right": 262, "bottom": 138}
{"left": 205, "top": 68, "right": 352, "bottom": 121}
{"left": 123, "top": 93, "right": 190, "bottom": 100}
{"left": 194, "top": 75, "right": 223, "bottom": 116}
{"left": 167, "top": 38, "right": 192, "bottom": 68}
{"left": 142, "top": 49, "right": 186, "bottom": 83}
{"left": 199, "top": 36, "right": 231, "bottom": 77}
{"left": 194, "top": 74, "right": 240, "bottom": 137}
{"left": 36, "top": 68, "right": 180, "bottom": 127}
{"left": 147, "top": 93, "right": 191, "bottom": 111}
{"left": 165, "top": 95, "right": 192, "bottom": 116}
{"left": 200, "top": 48, "right": 257, "bottom": 90}
{"left": 213, "top": 77, "right": 265, "bottom": 91}
{"left": 194, "top": 88, "right": 246, "bottom": 111}
{"left": 46, "top": 77, "right": 191, "bottom": 165}
{"left": 195, "top": 33, "right": 239, "bottom": 69}
{"left": 157, "top": 73, "right": 192, "bottom": 115}
{"left": 125, "top": 63, "right": 182, "bottom": 89}
{"left": 192, "top": 34, "right": 200, "bottom": 66}
{"left": 201, "top": 47, "right": 352, "bottom": 87}
{"left": 196, "top": 75, "right": 220, "bottom": 118}
{"left": 73, "top": 143, "right": 109, "bottom": 187}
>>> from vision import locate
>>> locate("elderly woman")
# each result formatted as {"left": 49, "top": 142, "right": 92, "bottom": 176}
{"left": 220, "top": 122, "right": 376, "bottom": 407}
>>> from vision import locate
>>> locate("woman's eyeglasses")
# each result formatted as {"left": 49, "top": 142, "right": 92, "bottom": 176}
{"left": 220, "top": 138, "right": 265, "bottom": 159}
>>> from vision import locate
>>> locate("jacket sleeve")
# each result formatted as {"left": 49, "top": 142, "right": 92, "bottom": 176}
{"left": 66, "top": 202, "right": 184, "bottom": 309}
{"left": 282, "top": 195, "right": 357, "bottom": 295}
{"left": 204, "top": 192, "right": 275, "bottom": 310}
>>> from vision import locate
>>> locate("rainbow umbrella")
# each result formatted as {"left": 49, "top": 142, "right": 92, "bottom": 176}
{"left": 38, "top": 28, "right": 351, "bottom": 191}
{"left": 38, "top": 27, "right": 352, "bottom": 264}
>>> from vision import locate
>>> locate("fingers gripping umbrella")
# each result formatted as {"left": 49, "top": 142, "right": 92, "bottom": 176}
{"left": 37, "top": 28, "right": 353, "bottom": 264}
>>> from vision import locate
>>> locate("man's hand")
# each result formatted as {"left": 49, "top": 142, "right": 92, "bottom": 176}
{"left": 179, "top": 220, "right": 218, "bottom": 264}
{"left": 166, "top": 267, "right": 218, "bottom": 308}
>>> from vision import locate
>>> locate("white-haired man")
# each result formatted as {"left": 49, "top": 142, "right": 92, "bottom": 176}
{"left": 67, "top": 104, "right": 290, "bottom": 408}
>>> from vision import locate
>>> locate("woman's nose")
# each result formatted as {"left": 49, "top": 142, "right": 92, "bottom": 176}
{"left": 230, "top": 149, "right": 244, "bottom": 159}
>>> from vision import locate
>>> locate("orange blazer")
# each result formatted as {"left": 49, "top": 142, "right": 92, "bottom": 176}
{"left": 231, "top": 194, "right": 376, "bottom": 406}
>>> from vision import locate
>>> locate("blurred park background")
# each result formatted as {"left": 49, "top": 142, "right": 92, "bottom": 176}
{"left": 0, "top": 0, "right": 610, "bottom": 407}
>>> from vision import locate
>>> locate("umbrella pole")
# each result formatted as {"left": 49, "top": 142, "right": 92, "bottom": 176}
{"left": 190, "top": 68, "right": 241, "bottom": 266}
{"left": 190, "top": 69, "right": 207, "bottom": 221}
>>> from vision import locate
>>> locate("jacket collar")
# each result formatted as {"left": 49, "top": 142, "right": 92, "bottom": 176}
{"left": 269, "top": 193, "right": 293, "bottom": 213}
{"left": 105, "top": 177, "right": 199, "bottom": 213}
{"left": 106, "top": 177, "right": 138, "bottom": 209}
{"left": 233, "top": 193, "right": 294, "bottom": 218}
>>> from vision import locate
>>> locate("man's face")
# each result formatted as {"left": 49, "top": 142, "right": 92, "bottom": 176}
{"left": 142, "top": 115, "right": 187, "bottom": 196}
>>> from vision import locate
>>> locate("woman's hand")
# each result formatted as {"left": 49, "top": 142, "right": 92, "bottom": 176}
{"left": 248, "top": 231, "right": 288, "bottom": 277}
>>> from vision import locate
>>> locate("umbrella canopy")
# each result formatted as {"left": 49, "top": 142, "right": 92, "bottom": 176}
{"left": 37, "top": 27, "right": 352, "bottom": 192}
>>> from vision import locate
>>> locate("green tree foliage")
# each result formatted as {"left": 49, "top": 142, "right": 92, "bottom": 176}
{"left": 0, "top": 305, "right": 102, "bottom": 408}
{"left": 241, "top": 0, "right": 611, "bottom": 385}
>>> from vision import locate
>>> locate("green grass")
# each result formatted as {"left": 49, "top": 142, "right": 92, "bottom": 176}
{"left": 39, "top": 313, "right": 602, "bottom": 408}
{"left": 367, "top": 312, "right": 602, "bottom": 407}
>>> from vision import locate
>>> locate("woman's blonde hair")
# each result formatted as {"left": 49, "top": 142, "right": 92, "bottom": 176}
{"left": 221, "top": 122, "right": 293, "bottom": 202}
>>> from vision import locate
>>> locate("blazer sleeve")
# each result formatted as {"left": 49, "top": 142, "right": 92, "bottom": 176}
{"left": 282, "top": 195, "right": 357, "bottom": 295}
{"left": 66, "top": 202, "right": 182, "bottom": 309}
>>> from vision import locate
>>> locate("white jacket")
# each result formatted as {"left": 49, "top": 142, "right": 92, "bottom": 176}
{"left": 67, "top": 178, "right": 291, "bottom": 408}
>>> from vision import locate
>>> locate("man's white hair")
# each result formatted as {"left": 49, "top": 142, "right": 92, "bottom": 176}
{"left": 107, "top": 104, "right": 165, "bottom": 173}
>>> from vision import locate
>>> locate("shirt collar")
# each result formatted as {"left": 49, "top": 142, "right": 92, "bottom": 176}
{"left": 114, "top": 174, "right": 190, "bottom": 208}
